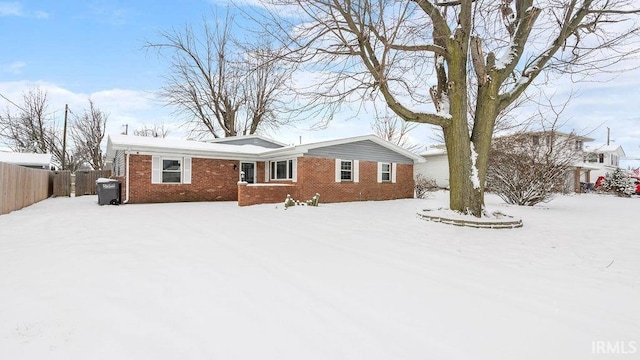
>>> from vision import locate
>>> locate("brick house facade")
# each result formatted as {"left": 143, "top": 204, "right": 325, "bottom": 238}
{"left": 118, "top": 155, "right": 239, "bottom": 204}
{"left": 106, "top": 134, "right": 423, "bottom": 206}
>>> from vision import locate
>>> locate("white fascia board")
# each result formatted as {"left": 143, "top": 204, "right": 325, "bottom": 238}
{"left": 256, "top": 147, "right": 306, "bottom": 160}
{"left": 122, "top": 148, "right": 262, "bottom": 161}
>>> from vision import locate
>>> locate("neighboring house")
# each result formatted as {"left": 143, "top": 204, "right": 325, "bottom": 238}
{"left": 523, "top": 131, "right": 598, "bottom": 191}
{"left": 582, "top": 144, "right": 626, "bottom": 180}
{"left": 105, "top": 134, "right": 424, "bottom": 206}
{"left": 414, "top": 131, "right": 598, "bottom": 192}
{"left": 414, "top": 145, "right": 449, "bottom": 188}
{"left": 0, "top": 152, "right": 53, "bottom": 170}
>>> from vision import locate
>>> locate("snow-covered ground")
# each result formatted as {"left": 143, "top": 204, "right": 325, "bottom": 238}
{"left": 0, "top": 192, "right": 638, "bottom": 359}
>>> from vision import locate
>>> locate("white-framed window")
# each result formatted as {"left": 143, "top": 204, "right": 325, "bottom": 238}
{"left": 270, "top": 159, "right": 294, "bottom": 180}
{"left": 335, "top": 159, "right": 359, "bottom": 183}
{"left": 380, "top": 163, "right": 391, "bottom": 182}
{"left": 341, "top": 160, "right": 352, "bottom": 181}
{"left": 377, "top": 162, "right": 397, "bottom": 183}
{"left": 162, "top": 158, "right": 182, "bottom": 183}
{"left": 152, "top": 156, "right": 192, "bottom": 184}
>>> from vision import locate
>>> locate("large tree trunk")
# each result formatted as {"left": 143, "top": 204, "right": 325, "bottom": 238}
{"left": 444, "top": 126, "right": 484, "bottom": 216}
{"left": 443, "top": 29, "right": 485, "bottom": 217}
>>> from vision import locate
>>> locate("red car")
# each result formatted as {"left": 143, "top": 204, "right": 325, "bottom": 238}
{"left": 631, "top": 176, "right": 640, "bottom": 195}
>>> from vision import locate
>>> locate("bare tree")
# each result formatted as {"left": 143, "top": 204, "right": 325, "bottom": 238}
{"left": 0, "top": 88, "right": 64, "bottom": 165}
{"left": 70, "top": 99, "right": 108, "bottom": 170}
{"left": 134, "top": 124, "right": 170, "bottom": 138}
{"left": 145, "top": 11, "right": 294, "bottom": 139}
{"left": 258, "top": 0, "right": 640, "bottom": 216}
{"left": 372, "top": 112, "right": 421, "bottom": 153}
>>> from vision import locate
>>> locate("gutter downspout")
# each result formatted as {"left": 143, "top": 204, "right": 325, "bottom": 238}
{"left": 123, "top": 149, "right": 130, "bottom": 204}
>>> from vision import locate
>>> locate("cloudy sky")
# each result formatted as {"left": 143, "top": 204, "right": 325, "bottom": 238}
{"left": 1, "top": 1, "right": 639, "bottom": 167}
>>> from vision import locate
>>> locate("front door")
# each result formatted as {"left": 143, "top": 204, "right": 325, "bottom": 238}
{"left": 240, "top": 162, "right": 256, "bottom": 184}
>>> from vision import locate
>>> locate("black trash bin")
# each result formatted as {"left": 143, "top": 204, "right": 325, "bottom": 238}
{"left": 96, "top": 178, "right": 121, "bottom": 205}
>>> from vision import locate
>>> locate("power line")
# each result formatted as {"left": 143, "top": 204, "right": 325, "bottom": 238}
{"left": 0, "top": 92, "right": 26, "bottom": 112}
{"left": 0, "top": 92, "right": 66, "bottom": 118}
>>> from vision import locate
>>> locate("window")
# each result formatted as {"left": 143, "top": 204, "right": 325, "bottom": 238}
{"left": 270, "top": 159, "right": 294, "bottom": 180}
{"left": 381, "top": 163, "right": 391, "bottom": 182}
{"left": 335, "top": 159, "right": 359, "bottom": 183}
{"left": 340, "top": 160, "right": 352, "bottom": 181}
{"left": 377, "top": 162, "right": 396, "bottom": 183}
{"left": 575, "top": 140, "right": 583, "bottom": 151}
{"left": 152, "top": 156, "right": 191, "bottom": 184}
{"left": 162, "top": 159, "right": 181, "bottom": 183}
{"left": 599, "top": 154, "right": 605, "bottom": 163}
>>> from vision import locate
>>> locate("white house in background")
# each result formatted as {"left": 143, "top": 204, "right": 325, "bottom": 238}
{"left": 414, "top": 131, "right": 599, "bottom": 192}
{"left": 0, "top": 152, "right": 53, "bottom": 170}
{"left": 414, "top": 145, "right": 449, "bottom": 188}
{"left": 582, "top": 144, "right": 626, "bottom": 179}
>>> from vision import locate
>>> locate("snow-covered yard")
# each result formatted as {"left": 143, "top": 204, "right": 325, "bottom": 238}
{"left": 0, "top": 192, "right": 638, "bottom": 359}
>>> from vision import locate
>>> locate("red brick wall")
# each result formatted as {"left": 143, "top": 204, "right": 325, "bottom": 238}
{"left": 255, "top": 161, "right": 266, "bottom": 183}
{"left": 123, "top": 154, "right": 413, "bottom": 205}
{"left": 238, "top": 183, "right": 299, "bottom": 206}
{"left": 126, "top": 155, "right": 240, "bottom": 204}
{"left": 295, "top": 157, "right": 414, "bottom": 203}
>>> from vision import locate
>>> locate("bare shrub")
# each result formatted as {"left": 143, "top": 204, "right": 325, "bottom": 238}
{"left": 415, "top": 174, "right": 438, "bottom": 199}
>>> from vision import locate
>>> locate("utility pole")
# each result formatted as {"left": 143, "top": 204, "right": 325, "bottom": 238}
{"left": 62, "top": 104, "right": 68, "bottom": 170}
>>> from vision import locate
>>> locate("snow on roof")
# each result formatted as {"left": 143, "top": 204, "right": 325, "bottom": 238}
{"left": 421, "top": 148, "right": 447, "bottom": 157}
{"left": 584, "top": 143, "right": 625, "bottom": 154}
{"left": 0, "top": 152, "right": 52, "bottom": 166}
{"left": 106, "top": 134, "right": 424, "bottom": 163}
{"left": 262, "top": 134, "right": 424, "bottom": 162}
{"left": 106, "top": 134, "right": 273, "bottom": 158}
{"left": 206, "top": 134, "right": 287, "bottom": 147}
{"left": 570, "top": 161, "right": 601, "bottom": 170}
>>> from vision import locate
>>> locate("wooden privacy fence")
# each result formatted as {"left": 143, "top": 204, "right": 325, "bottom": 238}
{"left": 0, "top": 162, "right": 53, "bottom": 215}
{"left": 75, "top": 170, "right": 111, "bottom": 196}
{"left": 53, "top": 171, "right": 71, "bottom": 197}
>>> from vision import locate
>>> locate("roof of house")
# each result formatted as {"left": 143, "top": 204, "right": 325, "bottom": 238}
{"left": 106, "top": 134, "right": 424, "bottom": 163}
{"left": 106, "top": 135, "right": 269, "bottom": 159}
{"left": 0, "top": 152, "right": 52, "bottom": 167}
{"left": 206, "top": 135, "right": 286, "bottom": 148}
{"left": 511, "top": 130, "right": 595, "bottom": 142}
{"left": 420, "top": 144, "right": 447, "bottom": 157}
{"left": 584, "top": 143, "right": 626, "bottom": 156}
{"left": 261, "top": 134, "right": 425, "bottom": 162}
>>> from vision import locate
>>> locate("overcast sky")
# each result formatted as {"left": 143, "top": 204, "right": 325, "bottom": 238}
{"left": 1, "top": 1, "right": 639, "bottom": 167}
